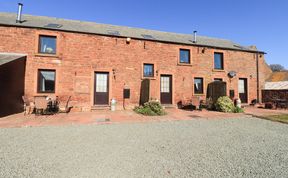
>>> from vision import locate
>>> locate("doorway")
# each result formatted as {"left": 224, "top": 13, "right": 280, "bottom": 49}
{"left": 94, "top": 72, "right": 109, "bottom": 105}
{"left": 160, "top": 75, "right": 172, "bottom": 104}
{"left": 238, "top": 78, "right": 248, "bottom": 103}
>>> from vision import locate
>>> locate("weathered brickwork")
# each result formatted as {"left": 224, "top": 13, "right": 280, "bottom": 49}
{"left": 0, "top": 26, "right": 272, "bottom": 111}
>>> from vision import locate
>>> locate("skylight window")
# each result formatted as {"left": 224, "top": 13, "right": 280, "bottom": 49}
{"left": 141, "top": 34, "right": 155, "bottom": 40}
{"left": 44, "top": 23, "right": 63, "bottom": 28}
{"left": 107, "top": 30, "right": 120, "bottom": 36}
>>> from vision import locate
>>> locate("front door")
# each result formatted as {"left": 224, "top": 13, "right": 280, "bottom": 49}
{"left": 94, "top": 72, "right": 109, "bottom": 105}
{"left": 238, "top": 78, "right": 248, "bottom": 103}
{"left": 160, "top": 75, "right": 172, "bottom": 104}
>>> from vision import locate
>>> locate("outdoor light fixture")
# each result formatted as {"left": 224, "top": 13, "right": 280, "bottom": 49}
{"left": 202, "top": 47, "right": 206, "bottom": 53}
{"left": 156, "top": 70, "right": 159, "bottom": 76}
{"left": 126, "top": 37, "right": 131, "bottom": 44}
{"left": 112, "top": 68, "right": 116, "bottom": 79}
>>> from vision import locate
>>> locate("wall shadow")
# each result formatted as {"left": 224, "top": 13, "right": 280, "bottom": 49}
{"left": 0, "top": 57, "right": 26, "bottom": 117}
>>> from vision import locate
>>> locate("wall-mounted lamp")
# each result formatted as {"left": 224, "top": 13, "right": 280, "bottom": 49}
{"left": 126, "top": 37, "right": 131, "bottom": 44}
{"left": 202, "top": 47, "right": 206, "bottom": 53}
{"left": 112, "top": 68, "right": 116, "bottom": 79}
{"left": 156, "top": 70, "right": 159, "bottom": 76}
{"left": 250, "top": 74, "right": 253, "bottom": 79}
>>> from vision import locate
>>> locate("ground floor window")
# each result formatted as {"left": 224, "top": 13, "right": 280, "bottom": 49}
{"left": 38, "top": 69, "right": 56, "bottom": 93}
{"left": 194, "top": 77, "right": 204, "bottom": 94}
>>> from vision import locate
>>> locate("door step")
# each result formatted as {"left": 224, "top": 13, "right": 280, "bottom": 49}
{"left": 91, "top": 105, "right": 110, "bottom": 111}
{"left": 162, "top": 104, "right": 176, "bottom": 109}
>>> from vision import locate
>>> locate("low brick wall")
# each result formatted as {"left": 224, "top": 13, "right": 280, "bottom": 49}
{"left": 262, "top": 90, "right": 288, "bottom": 103}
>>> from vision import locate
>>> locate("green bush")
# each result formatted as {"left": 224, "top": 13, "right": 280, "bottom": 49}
{"left": 215, "top": 96, "right": 235, "bottom": 113}
{"left": 134, "top": 100, "right": 166, "bottom": 116}
{"left": 233, "top": 106, "right": 244, "bottom": 113}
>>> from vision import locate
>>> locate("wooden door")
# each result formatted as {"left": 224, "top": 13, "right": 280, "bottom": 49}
{"left": 160, "top": 75, "right": 172, "bottom": 104}
{"left": 94, "top": 72, "right": 109, "bottom": 105}
{"left": 238, "top": 78, "right": 248, "bottom": 103}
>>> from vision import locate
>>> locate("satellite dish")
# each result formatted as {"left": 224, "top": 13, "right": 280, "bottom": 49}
{"left": 228, "top": 71, "right": 237, "bottom": 78}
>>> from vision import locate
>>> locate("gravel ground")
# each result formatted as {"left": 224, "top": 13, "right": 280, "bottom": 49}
{"left": 0, "top": 117, "right": 288, "bottom": 178}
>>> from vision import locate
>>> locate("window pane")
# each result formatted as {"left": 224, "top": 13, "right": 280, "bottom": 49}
{"left": 161, "top": 76, "right": 170, "bottom": 93}
{"left": 96, "top": 74, "right": 108, "bottom": 92}
{"left": 214, "top": 53, "right": 223, "bottom": 69}
{"left": 194, "top": 78, "right": 203, "bottom": 94}
{"left": 180, "top": 49, "right": 190, "bottom": 63}
{"left": 238, "top": 79, "right": 245, "bottom": 93}
{"left": 38, "top": 70, "right": 55, "bottom": 93}
{"left": 39, "top": 36, "right": 56, "bottom": 54}
{"left": 143, "top": 64, "right": 154, "bottom": 77}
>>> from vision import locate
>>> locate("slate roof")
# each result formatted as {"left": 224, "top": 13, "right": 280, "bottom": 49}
{"left": 265, "top": 81, "right": 288, "bottom": 90}
{"left": 266, "top": 72, "right": 288, "bottom": 82}
{"left": 0, "top": 12, "right": 264, "bottom": 53}
{"left": 0, "top": 52, "right": 26, "bottom": 66}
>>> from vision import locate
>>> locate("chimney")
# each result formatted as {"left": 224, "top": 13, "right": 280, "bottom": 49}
{"left": 193, "top": 31, "right": 197, "bottom": 43}
{"left": 16, "top": 3, "right": 23, "bottom": 23}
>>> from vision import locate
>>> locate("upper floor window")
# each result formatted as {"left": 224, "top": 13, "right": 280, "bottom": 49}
{"left": 38, "top": 69, "right": 56, "bottom": 93}
{"left": 194, "top": 77, "right": 204, "bottom": 94}
{"left": 214, "top": 52, "right": 224, "bottom": 70}
{"left": 143, "top": 63, "right": 154, "bottom": 78}
{"left": 179, "top": 49, "right": 190, "bottom": 64}
{"left": 39, "top": 35, "right": 57, "bottom": 54}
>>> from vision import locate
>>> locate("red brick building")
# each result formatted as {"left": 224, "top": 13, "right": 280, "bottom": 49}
{"left": 0, "top": 12, "right": 272, "bottom": 114}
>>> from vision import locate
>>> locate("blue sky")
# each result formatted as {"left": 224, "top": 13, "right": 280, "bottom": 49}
{"left": 1, "top": 0, "right": 288, "bottom": 68}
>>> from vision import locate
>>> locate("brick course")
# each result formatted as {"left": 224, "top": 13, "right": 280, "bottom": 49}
{"left": 0, "top": 26, "right": 272, "bottom": 111}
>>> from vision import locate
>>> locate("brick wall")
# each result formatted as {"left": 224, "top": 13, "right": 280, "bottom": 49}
{"left": 0, "top": 26, "right": 272, "bottom": 111}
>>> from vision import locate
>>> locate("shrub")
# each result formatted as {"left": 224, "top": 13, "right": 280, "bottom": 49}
{"left": 134, "top": 100, "right": 166, "bottom": 116}
{"left": 233, "top": 106, "right": 244, "bottom": 113}
{"left": 215, "top": 96, "right": 235, "bottom": 113}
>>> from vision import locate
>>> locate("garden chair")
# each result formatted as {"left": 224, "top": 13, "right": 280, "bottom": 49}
{"left": 34, "top": 96, "right": 48, "bottom": 115}
{"left": 58, "top": 96, "right": 73, "bottom": 113}
{"left": 191, "top": 96, "right": 201, "bottom": 110}
{"left": 22, "top": 96, "right": 35, "bottom": 115}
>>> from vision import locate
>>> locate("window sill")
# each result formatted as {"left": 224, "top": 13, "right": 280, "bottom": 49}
{"left": 194, "top": 94, "right": 205, "bottom": 96}
{"left": 35, "top": 53, "right": 59, "bottom": 58}
{"left": 142, "top": 76, "right": 156, "bottom": 80}
{"left": 212, "top": 69, "right": 225, "bottom": 72}
{"left": 36, "top": 92, "right": 56, "bottom": 95}
{"left": 177, "top": 63, "right": 192, "bottom": 66}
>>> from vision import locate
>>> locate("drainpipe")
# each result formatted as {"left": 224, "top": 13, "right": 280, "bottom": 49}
{"left": 256, "top": 53, "right": 260, "bottom": 103}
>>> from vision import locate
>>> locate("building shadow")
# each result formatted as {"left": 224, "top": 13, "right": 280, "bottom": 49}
{"left": 0, "top": 56, "right": 26, "bottom": 117}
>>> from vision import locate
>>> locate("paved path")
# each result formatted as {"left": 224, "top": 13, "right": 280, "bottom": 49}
{"left": 0, "top": 117, "right": 287, "bottom": 177}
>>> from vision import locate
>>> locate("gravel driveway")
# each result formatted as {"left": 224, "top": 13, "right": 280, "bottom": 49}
{"left": 0, "top": 117, "right": 287, "bottom": 177}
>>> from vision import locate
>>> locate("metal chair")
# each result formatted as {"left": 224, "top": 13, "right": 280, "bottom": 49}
{"left": 22, "top": 96, "right": 34, "bottom": 115}
{"left": 58, "top": 96, "right": 72, "bottom": 113}
{"left": 34, "top": 96, "right": 48, "bottom": 115}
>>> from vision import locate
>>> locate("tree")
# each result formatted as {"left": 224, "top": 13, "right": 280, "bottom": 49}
{"left": 269, "top": 64, "right": 286, "bottom": 72}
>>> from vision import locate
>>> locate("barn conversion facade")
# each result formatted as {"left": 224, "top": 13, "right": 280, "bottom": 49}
{"left": 0, "top": 12, "right": 272, "bottom": 114}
